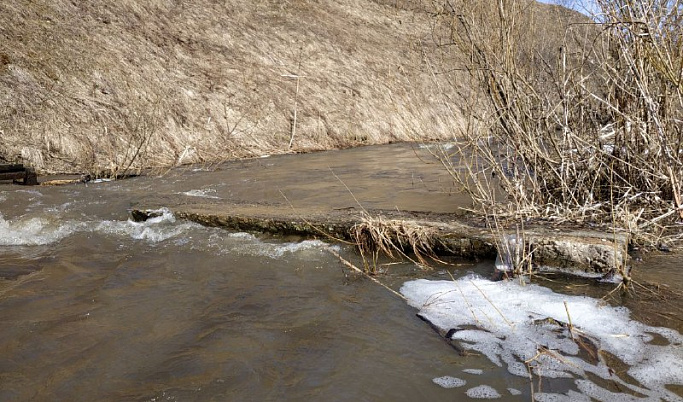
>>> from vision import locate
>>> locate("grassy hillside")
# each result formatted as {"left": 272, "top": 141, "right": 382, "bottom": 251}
{"left": 0, "top": 0, "right": 580, "bottom": 174}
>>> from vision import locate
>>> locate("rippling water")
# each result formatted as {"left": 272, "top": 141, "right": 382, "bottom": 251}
{"left": 0, "top": 202, "right": 512, "bottom": 401}
{"left": 1, "top": 144, "right": 681, "bottom": 401}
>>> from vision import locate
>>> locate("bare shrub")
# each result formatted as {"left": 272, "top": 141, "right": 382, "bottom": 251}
{"left": 431, "top": 0, "right": 682, "bottom": 251}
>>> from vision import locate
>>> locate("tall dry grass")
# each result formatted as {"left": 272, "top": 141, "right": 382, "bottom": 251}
{"left": 428, "top": 0, "right": 682, "bottom": 255}
{"left": 0, "top": 0, "right": 463, "bottom": 174}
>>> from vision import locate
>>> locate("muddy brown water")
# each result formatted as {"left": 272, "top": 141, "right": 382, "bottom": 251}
{"left": 0, "top": 143, "right": 681, "bottom": 401}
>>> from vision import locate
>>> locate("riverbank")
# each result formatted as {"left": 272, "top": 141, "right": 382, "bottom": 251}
{"left": 0, "top": 0, "right": 464, "bottom": 174}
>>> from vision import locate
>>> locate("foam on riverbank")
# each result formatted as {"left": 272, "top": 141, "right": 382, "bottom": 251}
{"left": 400, "top": 276, "right": 683, "bottom": 401}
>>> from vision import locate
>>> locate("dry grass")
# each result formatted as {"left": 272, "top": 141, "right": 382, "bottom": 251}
{"left": 425, "top": 0, "right": 683, "bottom": 264}
{"left": 351, "top": 214, "right": 439, "bottom": 273}
{"left": 0, "top": 0, "right": 463, "bottom": 174}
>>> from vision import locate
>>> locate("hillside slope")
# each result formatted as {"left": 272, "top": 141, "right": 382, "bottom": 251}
{"left": 0, "top": 0, "right": 583, "bottom": 174}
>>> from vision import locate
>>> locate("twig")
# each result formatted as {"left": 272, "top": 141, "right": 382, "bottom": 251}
{"left": 563, "top": 301, "right": 575, "bottom": 341}
{"left": 470, "top": 280, "right": 515, "bottom": 329}
{"left": 328, "top": 248, "right": 407, "bottom": 301}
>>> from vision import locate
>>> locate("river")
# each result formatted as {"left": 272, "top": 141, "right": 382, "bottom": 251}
{"left": 1, "top": 144, "right": 681, "bottom": 401}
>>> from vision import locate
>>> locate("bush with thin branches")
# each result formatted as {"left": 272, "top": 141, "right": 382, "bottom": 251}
{"left": 435, "top": 0, "right": 682, "bottom": 246}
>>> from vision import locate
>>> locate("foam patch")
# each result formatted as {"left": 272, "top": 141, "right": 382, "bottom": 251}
{"left": 432, "top": 376, "right": 466, "bottom": 388}
{"left": 400, "top": 276, "right": 683, "bottom": 401}
{"left": 466, "top": 385, "right": 501, "bottom": 399}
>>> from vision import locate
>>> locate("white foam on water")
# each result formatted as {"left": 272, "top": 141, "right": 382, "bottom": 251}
{"left": 180, "top": 189, "right": 220, "bottom": 199}
{"left": 0, "top": 213, "right": 85, "bottom": 246}
{"left": 0, "top": 207, "right": 202, "bottom": 247}
{"left": 463, "top": 369, "right": 484, "bottom": 375}
{"left": 235, "top": 239, "right": 337, "bottom": 259}
{"left": 466, "top": 385, "right": 501, "bottom": 399}
{"left": 96, "top": 208, "right": 197, "bottom": 243}
{"left": 227, "top": 232, "right": 258, "bottom": 241}
{"left": 400, "top": 276, "right": 683, "bottom": 401}
{"left": 267, "top": 239, "right": 333, "bottom": 258}
{"left": 15, "top": 189, "right": 43, "bottom": 198}
{"left": 534, "top": 391, "right": 590, "bottom": 402}
{"left": 205, "top": 231, "right": 339, "bottom": 260}
{"left": 574, "top": 379, "right": 645, "bottom": 402}
{"left": 507, "top": 388, "right": 522, "bottom": 396}
{"left": 432, "top": 376, "right": 466, "bottom": 389}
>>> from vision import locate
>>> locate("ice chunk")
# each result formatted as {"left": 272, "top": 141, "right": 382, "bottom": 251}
{"left": 507, "top": 387, "right": 522, "bottom": 396}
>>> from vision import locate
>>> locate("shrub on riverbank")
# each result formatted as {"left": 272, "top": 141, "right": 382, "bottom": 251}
{"left": 434, "top": 0, "right": 682, "bottom": 250}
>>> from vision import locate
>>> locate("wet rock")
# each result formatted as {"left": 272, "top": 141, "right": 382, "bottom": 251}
{"left": 130, "top": 209, "right": 164, "bottom": 222}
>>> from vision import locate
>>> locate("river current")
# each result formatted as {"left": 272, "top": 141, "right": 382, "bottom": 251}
{"left": 1, "top": 144, "right": 681, "bottom": 401}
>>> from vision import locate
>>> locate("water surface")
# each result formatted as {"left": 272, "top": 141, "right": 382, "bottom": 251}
{"left": 1, "top": 144, "right": 681, "bottom": 401}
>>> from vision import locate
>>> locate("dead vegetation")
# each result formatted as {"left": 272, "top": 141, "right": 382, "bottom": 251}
{"left": 0, "top": 0, "right": 462, "bottom": 174}
{"left": 419, "top": 0, "right": 683, "bottom": 275}
{"left": 341, "top": 0, "right": 682, "bottom": 277}
{"left": 351, "top": 214, "right": 439, "bottom": 272}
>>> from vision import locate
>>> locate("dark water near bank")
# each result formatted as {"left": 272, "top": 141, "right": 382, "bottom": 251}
{"left": 0, "top": 144, "right": 681, "bottom": 401}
